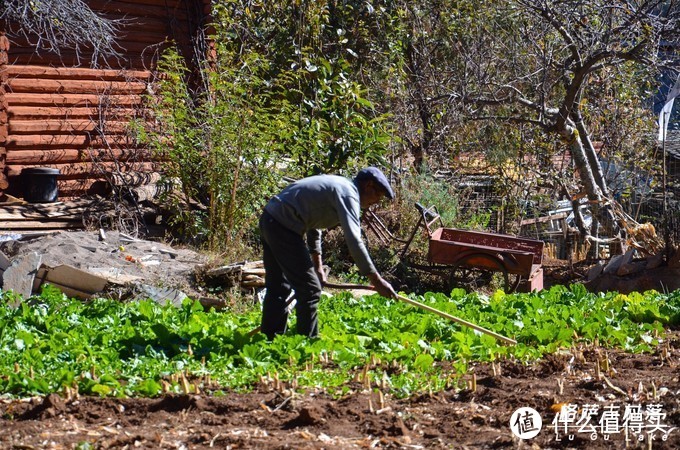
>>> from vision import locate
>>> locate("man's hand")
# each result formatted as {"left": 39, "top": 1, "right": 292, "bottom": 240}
{"left": 368, "top": 272, "right": 397, "bottom": 299}
{"left": 311, "top": 252, "right": 327, "bottom": 284}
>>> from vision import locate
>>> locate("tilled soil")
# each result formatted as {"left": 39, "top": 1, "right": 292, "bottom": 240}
{"left": 2, "top": 335, "right": 679, "bottom": 450}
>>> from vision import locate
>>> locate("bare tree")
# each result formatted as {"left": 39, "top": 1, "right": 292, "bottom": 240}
{"left": 0, "top": 0, "right": 124, "bottom": 66}
{"left": 448, "top": 0, "right": 680, "bottom": 252}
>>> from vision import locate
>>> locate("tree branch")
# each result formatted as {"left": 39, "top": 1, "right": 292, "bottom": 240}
{"left": 0, "top": 0, "right": 126, "bottom": 67}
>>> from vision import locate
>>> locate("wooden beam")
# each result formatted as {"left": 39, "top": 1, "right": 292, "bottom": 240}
{"left": 7, "top": 148, "right": 154, "bottom": 164}
{"left": 2, "top": 65, "right": 150, "bottom": 81}
{"left": 9, "top": 106, "right": 140, "bottom": 119}
{"left": 7, "top": 79, "right": 148, "bottom": 95}
{"left": 6, "top": 161, "right": 157, "bottom": 177}
{"left": 8, "top": 120, "right": 137, "bottom": 134}
{"left": 8, "top": 52, "right": 152, "bottom": 70}
{"left": 520, "top": 212, "right": 569, "bottom": 226}
{"left": 106, "top": 0, "right": 191, "bottom": 8}
{"left": 5, "top": 93, "right": 144, "bottom": 107}
{"left": 87, "top": 0, "right": 192, "bottom": 21}
{"left": 0, "top": 220, "right": 83, "bottom": 229}
{"left": 5, "top": 134, "right": 140, "bottom": 148}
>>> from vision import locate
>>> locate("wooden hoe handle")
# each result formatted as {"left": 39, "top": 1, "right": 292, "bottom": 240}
{"left": 394, "top": 293, "right": 517, "bottom": 345}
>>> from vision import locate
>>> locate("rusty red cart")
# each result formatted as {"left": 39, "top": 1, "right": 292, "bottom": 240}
{"left": 366, "top": 203, "right": 544, "bottom": 293}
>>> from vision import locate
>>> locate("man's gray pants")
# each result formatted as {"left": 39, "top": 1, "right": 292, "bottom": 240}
{"left": 259, "top": 210, "right": 321, "bottom": 339}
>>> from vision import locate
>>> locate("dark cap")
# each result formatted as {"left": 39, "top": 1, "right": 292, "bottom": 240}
{"left": 354, "top": 167, "right": 395, "bottom": 200}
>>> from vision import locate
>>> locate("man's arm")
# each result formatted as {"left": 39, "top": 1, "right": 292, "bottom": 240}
{"left": 334, "top": 194, "right": 397, "bottom": 298}
{"left": 311, "top": 251, "right": 327, "bottom": 284}
{"left": 306, "top": 229, "right": 327, "bottom": 284}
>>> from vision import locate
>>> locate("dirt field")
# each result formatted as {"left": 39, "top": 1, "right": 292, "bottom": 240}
{"left": 1, "top": 334, "right": 679, "bottom": 449}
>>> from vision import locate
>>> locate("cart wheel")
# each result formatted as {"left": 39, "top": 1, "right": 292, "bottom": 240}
{"left": 448, "top": 253, "right": 517, "bottom": 293}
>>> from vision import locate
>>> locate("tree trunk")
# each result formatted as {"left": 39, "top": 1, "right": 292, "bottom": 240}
{"left": 561, "top": 121, "right": 623, "bottom": 255}
{"left": 574, "top": 114, "right": 609, "bottom": 197}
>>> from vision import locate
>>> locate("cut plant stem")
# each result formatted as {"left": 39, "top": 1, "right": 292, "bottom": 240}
{"left": 602, "top": 375, "right": 627, "bottom": 397}
{"left": 363, "top": 369, "right": 371, "bottom": 390}
{"left": 180, "top": 372, "right": 191, "bottom": 394}
{"left": 468, "top": 373, "right": 477, "bottom": 392}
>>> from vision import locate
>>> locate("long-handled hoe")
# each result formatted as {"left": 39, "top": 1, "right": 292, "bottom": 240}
{"left": 250, "top": 281, "right": 517, "bottom": 345}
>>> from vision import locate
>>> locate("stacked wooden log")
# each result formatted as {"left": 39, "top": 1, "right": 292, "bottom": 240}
{"left": 198, "top": 260, "right": 266, "bottom": 290}
{"left": 584, "top": 246, "right": 680, "bottom": 294}
{"left": 0, "top": 0, "right": 212, "bottom": 200}
{"left": 0, "top": 32, "right": 9, "bottom": 190}
{"left": 3, "top": 65, "right": 158, "bottom": 198}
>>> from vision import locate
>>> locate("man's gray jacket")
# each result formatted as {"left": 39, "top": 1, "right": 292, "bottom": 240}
{"left": 263, "top": 174, "right": 376, "bottom": 275}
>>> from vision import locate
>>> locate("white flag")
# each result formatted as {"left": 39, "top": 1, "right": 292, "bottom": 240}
{"left": 658, "top": 73, "right": 680, "bottom": 141}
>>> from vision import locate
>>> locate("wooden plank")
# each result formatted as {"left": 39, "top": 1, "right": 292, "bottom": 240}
{"left": 520, "top": 212, "right": 569, "bottom": 226}
{"left": 0, "top": 209, "right": 85, "bottom": 220}
{"left": 2, "top": 65, "right": 151, "bottom": 81}
{"left": 44, "top": 178, "right": 107, "bottom": 197}
{"left": 7, "top": 53, "right": 152, "bottom": 70}
{"left": 99, "top": 0, "right": 189, "bottom": 9}
{"left": 0, "top": 207, "right": 38, "bottom": 219}
{"left": 8, "top": 106, "right": 140, "bottom": 119}
{"left": 0, "top": 198, "right": 98, "bottom": 219}
{"left": 8, "top": 120, "right": 138, "bottom": 134}
{"left": 87, "top": 0, "right": 192, "bottom": 21}
{"left": 5, "top": 93, "right": 143, "bottom": 107}
{"left": 6, "top": 161, "right": 157, "bottom": 177}
{"left": 100, "top": 17, "right": 173, "bottom": 34}
{"left": 7, "top": 79, "right": 148, "bottom": 95}
{"left": 10, "top": 120, "right": 112, "bottom": 134}
{"left": 119, "top": 31, "right": 183, "bottom": 44}
{"left": 0, "top": 220, "right": 83, "bottom": 229}
{"left": 5, "top": 134, "right": 139, "bottom": 148}
{"left": 3, "top": 176, "right": 101, "bottom": 193}
{"left": 115, "top": 41, "right": 177, "bottom": 55}
{"left": 7, "top": 148, "right": 153, "bottom": 164}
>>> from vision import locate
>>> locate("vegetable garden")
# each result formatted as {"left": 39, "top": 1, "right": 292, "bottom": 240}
{"left": 2, "top": 283, "right": 680, "bottom": 448}
{"left": 1, "top": 0, "right": 680, "bottom": 447}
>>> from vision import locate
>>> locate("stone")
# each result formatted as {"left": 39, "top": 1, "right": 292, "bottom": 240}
{"left": 3, "top": 251, "right": 42, "bottom": 303}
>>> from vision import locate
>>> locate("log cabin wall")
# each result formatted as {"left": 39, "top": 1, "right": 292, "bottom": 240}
{"left": 0, "top": 0, "right": 211, "bottom": 200}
